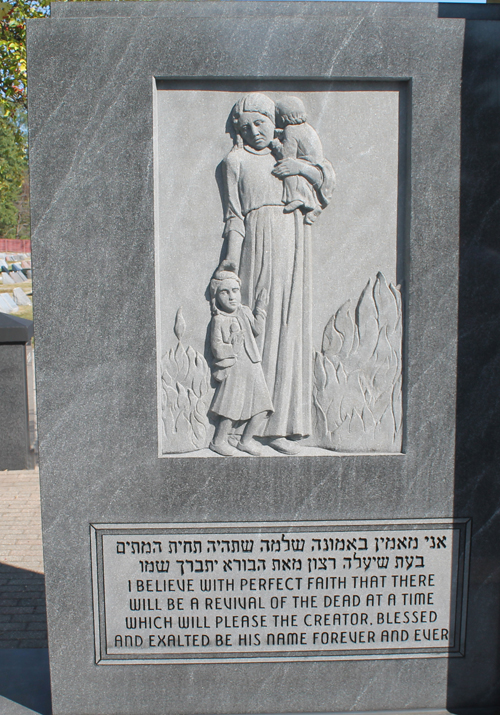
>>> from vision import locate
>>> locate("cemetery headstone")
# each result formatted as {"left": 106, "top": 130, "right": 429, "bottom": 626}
{"left": 0, "top": 294, "right": 16, "bottom": 314}
{"left": 13, "top": 288, "right": 32, "bottom": 307}
{"left": 28, "top": 2, "right": 500, "bottom": 714}
{"left": 2, "top": 272, "right": 15, "bottom": 285}
{"left": 4, "top": 294, "right": 19, "bottom": 312}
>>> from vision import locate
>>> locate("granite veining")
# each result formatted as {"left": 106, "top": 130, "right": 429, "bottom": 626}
{"left": 26, "top": 2, "right": 500, "bottom": 713}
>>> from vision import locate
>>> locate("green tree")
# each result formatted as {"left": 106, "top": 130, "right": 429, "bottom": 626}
{"left": 0, "top": 0, "right": 49, "bottom": 238}
{"left": 0, "top": 0, "right": 49, "bottom": 120}
{"left": 0, "top": 112, "right": 27, "bottom": 237}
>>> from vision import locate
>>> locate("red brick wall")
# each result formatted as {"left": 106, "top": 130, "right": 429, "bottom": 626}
{"left": 0, "top": 239, "right": 31, "bottom": 253}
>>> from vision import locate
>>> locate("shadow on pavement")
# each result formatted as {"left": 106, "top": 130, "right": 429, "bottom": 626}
{"left": 0, "top": 648, "right": 51, "bottom": 714}
{"left": 0, "top": 562, "right": 51, "bottom": 713}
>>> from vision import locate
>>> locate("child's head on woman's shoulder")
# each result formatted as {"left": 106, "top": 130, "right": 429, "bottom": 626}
{"left": 275, "top": 96, "right": 307, "bottom": 128}
{"left": 210, "top": 260, "right": 241, "bottom": 314}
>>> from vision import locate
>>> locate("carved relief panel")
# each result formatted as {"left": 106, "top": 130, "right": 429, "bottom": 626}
{"left": 155, "top": 82, "right": 406, "bottom": 457}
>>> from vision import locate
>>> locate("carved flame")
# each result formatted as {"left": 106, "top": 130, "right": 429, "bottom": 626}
{"left": 173, "top": 307, "right": 186, "bottom": 342}
{"left": 161, "top": 310, "right": 211, "bottom": 454}
{"left": 313, "top": 272, "right": 403, "bottom": 453}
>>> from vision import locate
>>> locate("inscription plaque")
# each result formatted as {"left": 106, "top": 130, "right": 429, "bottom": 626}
{"left": 91, "top": 519, "right": 469, "bottom": 664}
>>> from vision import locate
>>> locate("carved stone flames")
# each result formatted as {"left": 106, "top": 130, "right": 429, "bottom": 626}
{"left": 313, "top": 272, "right": 403, "bottom": 453}
{"left": 161, "top": 308, "right": 211, "bottom": 454}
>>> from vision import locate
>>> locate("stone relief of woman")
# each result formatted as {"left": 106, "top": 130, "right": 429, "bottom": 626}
{"left": 219, "top": 93, "right": 335, "bottom": 455}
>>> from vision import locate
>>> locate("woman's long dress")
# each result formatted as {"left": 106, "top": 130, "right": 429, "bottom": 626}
{"left": 223, "top": 144, "right": 313, "bottom": 438}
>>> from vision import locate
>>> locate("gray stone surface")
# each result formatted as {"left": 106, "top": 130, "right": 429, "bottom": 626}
{"left": 46, "top": 0, "right": 458, "bottom": 20}
{"left": 26, "top": 2, "right": 500, "bottom": 714}
{"left": 2, "top": 272, "right": 15, "bottom": 285}
{"left": 0, "top": 343, "right": 33, "bottom": 470}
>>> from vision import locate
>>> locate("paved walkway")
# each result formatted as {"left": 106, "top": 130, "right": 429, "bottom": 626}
{"left": 0, "top": 468, "right": 47, "bottom": 648}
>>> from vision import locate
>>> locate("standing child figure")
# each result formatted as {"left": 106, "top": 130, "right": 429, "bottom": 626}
{"left": 209, "top": 262, "right": 273, "bottom": 457}
{"left": 273, "top": 95, "right": 325, "bottom": 224}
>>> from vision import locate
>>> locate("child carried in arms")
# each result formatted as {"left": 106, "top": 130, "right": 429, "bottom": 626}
{"left": 273, "top": 95, "right": 325, "bottom": 224}
{"left": 209, "top": 261, "right": 273, "bottom": 457}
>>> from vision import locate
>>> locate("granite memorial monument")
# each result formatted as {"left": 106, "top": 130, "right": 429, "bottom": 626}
{"left": 27, "top": 2, "right": 500, "bottom": 713}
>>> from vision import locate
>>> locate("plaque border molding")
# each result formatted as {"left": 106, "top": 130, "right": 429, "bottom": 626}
{"left": 91, "top": 518, "right": 471, "bottom": 665}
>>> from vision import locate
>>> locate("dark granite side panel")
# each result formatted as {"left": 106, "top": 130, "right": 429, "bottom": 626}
{"left": 438, "top": 3, "right": 500, "bottom": 21}
{"left": 447, "top": 19, "right": 500, "bottom": 712}
{"left": 0, "top": 344, "right": 31, "bottom": 470}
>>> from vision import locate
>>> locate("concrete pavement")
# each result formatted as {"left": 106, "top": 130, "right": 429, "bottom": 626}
{"left": 0, "top": 468, "right": 50, "bottom": 714}
{"left": 0, "top": 469, "right": 46, "bottom": 648}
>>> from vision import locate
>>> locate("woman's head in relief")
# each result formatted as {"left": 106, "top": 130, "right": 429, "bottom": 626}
{"left": 232, "top": 93, "right": 275, "bottom": 150}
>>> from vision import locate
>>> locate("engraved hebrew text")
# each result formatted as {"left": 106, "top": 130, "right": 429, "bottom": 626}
{"left": 92, "top": 521, "right": 469, "bottom": 664}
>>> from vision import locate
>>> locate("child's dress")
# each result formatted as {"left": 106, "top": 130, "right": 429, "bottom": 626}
{"left": 210, "top": 305, "right": 273, "bottom": 421}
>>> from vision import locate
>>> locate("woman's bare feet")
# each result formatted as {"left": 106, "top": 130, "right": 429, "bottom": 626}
{"left": 269, "top": 437, "right": 301, "bottom": 455}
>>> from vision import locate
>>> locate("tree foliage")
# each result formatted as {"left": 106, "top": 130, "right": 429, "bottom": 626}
{"left": 0, "top": 0, "right": 49, "bottom": 238}
{"left": 0, "top": 113, "right": 28, "bottom": 237}
{"left": 0, "top": 0, "right": 49, "bottom": 121}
